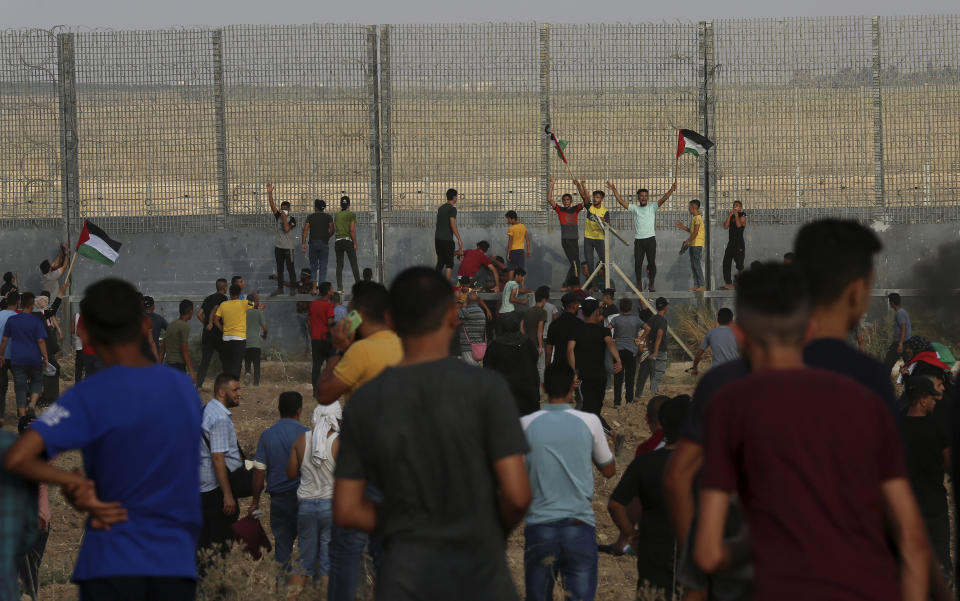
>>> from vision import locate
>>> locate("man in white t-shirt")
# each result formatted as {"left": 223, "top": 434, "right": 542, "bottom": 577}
{"left": 607, "top": 180, "right": 677, "bottom": 293}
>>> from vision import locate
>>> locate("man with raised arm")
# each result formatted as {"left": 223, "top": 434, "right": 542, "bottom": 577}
{"left": 267, "top": 183, "right": 298, "bottom": 297}
{"left": 607, "top": 178, "right": 677, "bottom": 293}
{"left": 547, "top": 177, "right": 585, "bottom": 285}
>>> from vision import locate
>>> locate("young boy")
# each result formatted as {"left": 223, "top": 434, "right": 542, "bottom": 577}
{"left": 691, "top": 308, "right": 740, "bottom": 376}
{"left": 505, "top": 210, "right": 532, "bottom": 282}
{"left": 547, "top": 177, "right": 585, "bottom": 284}
{"left": 694, "top": 263, "right": 931, "bottom": 600}
{"left": 676, "top": 199, "right": 705, "bottom": 291}
{"left": 501, "top": 268, "right": 531, "bottom": 315}
{"left": 577, "top": 182, "right": 609, "bottom": 281}
{"left": 4, "top": 278, "right": 203, "bottom": 599}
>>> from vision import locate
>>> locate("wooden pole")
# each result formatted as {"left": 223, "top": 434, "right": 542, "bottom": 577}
{"left": 63, "top": 251, "right": 79, "bottom": 284}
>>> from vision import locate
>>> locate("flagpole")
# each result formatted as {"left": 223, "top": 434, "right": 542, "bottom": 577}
{"left": 63, "top": 251, "right": 79, "bottom": 284}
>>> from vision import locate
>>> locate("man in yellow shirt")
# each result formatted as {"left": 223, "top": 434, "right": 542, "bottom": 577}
{"left": 676, "top": 199, "right": 706, "bottom": 291}
{"left": 212, "top": 284, "right": 266, "bottom": 379}
{"left": 505, "top": 210, "right": 532, "bottom": 282}
{"left": 316, "top": 280, "right": 403, "bottom": 406}
{"left": 575, "top": 181, "right": 609, "bottom": 282}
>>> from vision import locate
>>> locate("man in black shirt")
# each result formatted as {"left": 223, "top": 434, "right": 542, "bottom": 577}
{"left": 544, "top": 293, "right": 582, "bottom": 369}
{"left": 608, "top": 395, "right": 689, "bottom": 591}
{"left": 902, "top": 377, "right": 951, "bottom": 579}
{"left": 636, "top": 297, "right": 669, "bottom": 399}
{"left": 334, "top": 267, "right": 531, "bottom": 601}
{"left": 568, "top": 298, "right": 621, "bottom": 434}
{"left": 721, "top": 201, "right": 746, "bottom": 289}
{"left": 435, "top": 189, "right": 463, "bottom": 281}
{"left": 301, "top": 198, "right": 334, "bottom": 286}
{"left": 793, "top": 220, "right": 900, "bottom": 419}
{"left": 195, "top": 278, "right": 227, "bottom": 389}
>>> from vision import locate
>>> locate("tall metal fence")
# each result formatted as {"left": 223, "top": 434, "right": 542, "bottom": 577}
{"left": 2, "top": 17, "right": 958, "bottom": 238}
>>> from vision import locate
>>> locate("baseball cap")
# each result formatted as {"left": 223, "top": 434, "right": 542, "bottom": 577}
{"left": 142, "top": 296, "right": 155, "bottom": 308}
{"left": 561, "top": 292, "right": 581, "bottom": 309}
{"left": 655, "top": 297, "right": 669, "bottom": 310}
{"left": 581, "top": 298, "right": 600, "bottom": 317}
{"left": 904, "top": 376, "right": 938, "bottom": 398}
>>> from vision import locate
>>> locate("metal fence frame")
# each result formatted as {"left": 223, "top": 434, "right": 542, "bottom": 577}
{"left": 2, "top": 18, "right": 959, "bottom": 284}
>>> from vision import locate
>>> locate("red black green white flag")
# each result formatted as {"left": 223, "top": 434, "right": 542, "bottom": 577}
{"left": 676, "top": 129, "right": 714, "bottom": 158}
{"left": 76, "top": 221, "right": 122, "bottom": 266}
{"left": 550, "top": 133, "right": 569, "bottom": 164}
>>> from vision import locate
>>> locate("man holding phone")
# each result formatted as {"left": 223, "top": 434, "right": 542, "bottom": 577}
{"left": 313, "top": 280, "right": 403, "bottom": 601}
{"left": 315, "top": 280, "right": 402, "bottom": 407}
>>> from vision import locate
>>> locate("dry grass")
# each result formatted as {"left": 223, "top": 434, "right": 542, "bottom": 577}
{"left": 25, "top": 359, "right": 698, "bottom": 601}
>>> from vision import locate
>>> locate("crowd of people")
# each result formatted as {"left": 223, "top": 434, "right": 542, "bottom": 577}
{"left": 0, "top": 202, "right": 957, "bottom": 601}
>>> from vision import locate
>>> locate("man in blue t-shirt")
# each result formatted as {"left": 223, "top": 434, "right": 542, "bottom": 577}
{"left": 4, "top": 278, "right": 202, "bottom": 599}
{"left": 520, "top": 364, "right": 616, "bottom": 601}
{"left": 0, "top": 292, "right": 49, "bottom": 419}
{"left": 607, "top": 179, "right": 677, "bottom": 293}
{"left": 249, "top": 391, "right": 309, "bottom": 570}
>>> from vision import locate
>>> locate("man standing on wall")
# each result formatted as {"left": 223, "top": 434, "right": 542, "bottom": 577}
{"left": 607, "top": 179, "right": 677, "bottom": 293}
{"left": 268, "top": 183, "right": 298, "bottom": 297}
{"left": 721, "top": 201, "right": 747, "bottom": 289}
{"left": 547, "top": 177, "right": 585, "bottom": 285}
{"left": 334, "top": 196, "right": 360, "bottom": 294}
{"left": 302, "top": 198, "right": 335, "bottom": 286}
{"left": 576, "top": 182, "right": 609, "bottom": 283}
{"left": 435, "top": 189, "right": 463, "bottom": 282}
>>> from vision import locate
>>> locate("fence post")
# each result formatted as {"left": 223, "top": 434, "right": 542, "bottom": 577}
{"left": 368, "top": 26, "right": 385, "bottom": 283}
{"left": 539, "top": 24, "right": 551, "bottom": 212}
{"left": 698, "top": 21, "right": 717, "bottom": 290}
{"left": 871, "top": 16, "right": 885, "bottom": 207}
{"left": 379, "top": 25, "right": 393, "bottom": 280}
{"left": 56, "top": 32, "right": 79, "bottom": 245}
{"left": 211, "top": 29, "right": 230, "bottom": 225}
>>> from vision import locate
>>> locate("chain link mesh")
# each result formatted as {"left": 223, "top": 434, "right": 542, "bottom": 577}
{"left": 548, "top": 23, "right": 701, "bottom": 229}
{"left": 382, "top": 23, "right": 541, "bottom": 224}
{"left": 0, "top": 28, "right": 61, "bottom": 225}
{"left": 222, "top": 25, "right": 375, "bottom": 228}
{"left": 74, "top": 28, "right": 219, "bottom": 233}
{"left": 879, "top": 15, "right": 960, "bottom": 208}
{"left": 712, "top": 17, "right": 877, "bottom": 216}
{"left": 0, "top": 19, "right": 958, "bottom": 233}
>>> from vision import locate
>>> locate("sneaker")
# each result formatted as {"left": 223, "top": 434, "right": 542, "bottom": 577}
{"left": 269, "top": 288, "right": 283, "bottom": 297}
{"left": 614, "top": 434, "right": 626, "bottom": 454}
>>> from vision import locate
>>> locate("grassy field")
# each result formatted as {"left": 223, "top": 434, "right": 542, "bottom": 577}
{"left": 21, "top": 358, "right": 702, "bottom": 601}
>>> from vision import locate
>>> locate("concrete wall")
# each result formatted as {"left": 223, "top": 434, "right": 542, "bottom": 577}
{"left": 4, "top": 213, "right": 958, "bottom": 353}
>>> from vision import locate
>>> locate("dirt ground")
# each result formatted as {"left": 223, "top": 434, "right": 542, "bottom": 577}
{"left": 24, "top": 358, "right": 700, "bottom": 601}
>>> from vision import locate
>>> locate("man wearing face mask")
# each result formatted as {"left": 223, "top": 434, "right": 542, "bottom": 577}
{"left": 268, "top": 183, "right": 298, "bottom": 297}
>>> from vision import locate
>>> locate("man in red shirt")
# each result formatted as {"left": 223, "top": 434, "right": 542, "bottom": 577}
{"left": 456, "top": 241, "right": 501, "bottom": 291}
{"left": 695, "top": 263, "right": 932, "bottom": 601}
{"left": 308, "top": 282, "right": 335, "bottom": 395}
{"left": 548, "top": 177, "right": 585, "bottom": 285}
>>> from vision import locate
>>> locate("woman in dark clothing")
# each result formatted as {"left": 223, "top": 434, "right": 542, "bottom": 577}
{"left": 483, "top": 312, "right": 540, "bottom": 416}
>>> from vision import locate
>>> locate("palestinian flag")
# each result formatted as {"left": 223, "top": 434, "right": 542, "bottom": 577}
{"left": 550, "top": 133, "right": 569, "bottom": 164}
{"left": 676, "top": 129, "right": 714, "bottom": 158}
{"left": 76, "top": 221, "right": 121, "bottom": 266}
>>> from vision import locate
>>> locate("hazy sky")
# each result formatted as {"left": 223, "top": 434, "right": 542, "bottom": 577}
{"left": 8, "top": 0, "right": 958, "bottom": 28}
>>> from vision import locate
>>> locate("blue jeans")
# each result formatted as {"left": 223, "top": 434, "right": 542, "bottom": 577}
{"left": 296, "top": 498, "right": 333, "bottom": 578}
{"left": 524, "top": 519, "right": 598, "bottom": 601}
{"left": 309, "top": 240, "right": 330, "bottom": 284}
{"left": 689, "top": 245, "right": 705, "bottom": 288}
{"left": 269, "top": 492, "right": 299, "bottom": 570}
{"left": 328, "top": 525, "right": 369, "bottom": 601}
{"left": 11, "top": 364, "right": 42, "bottom": 409}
